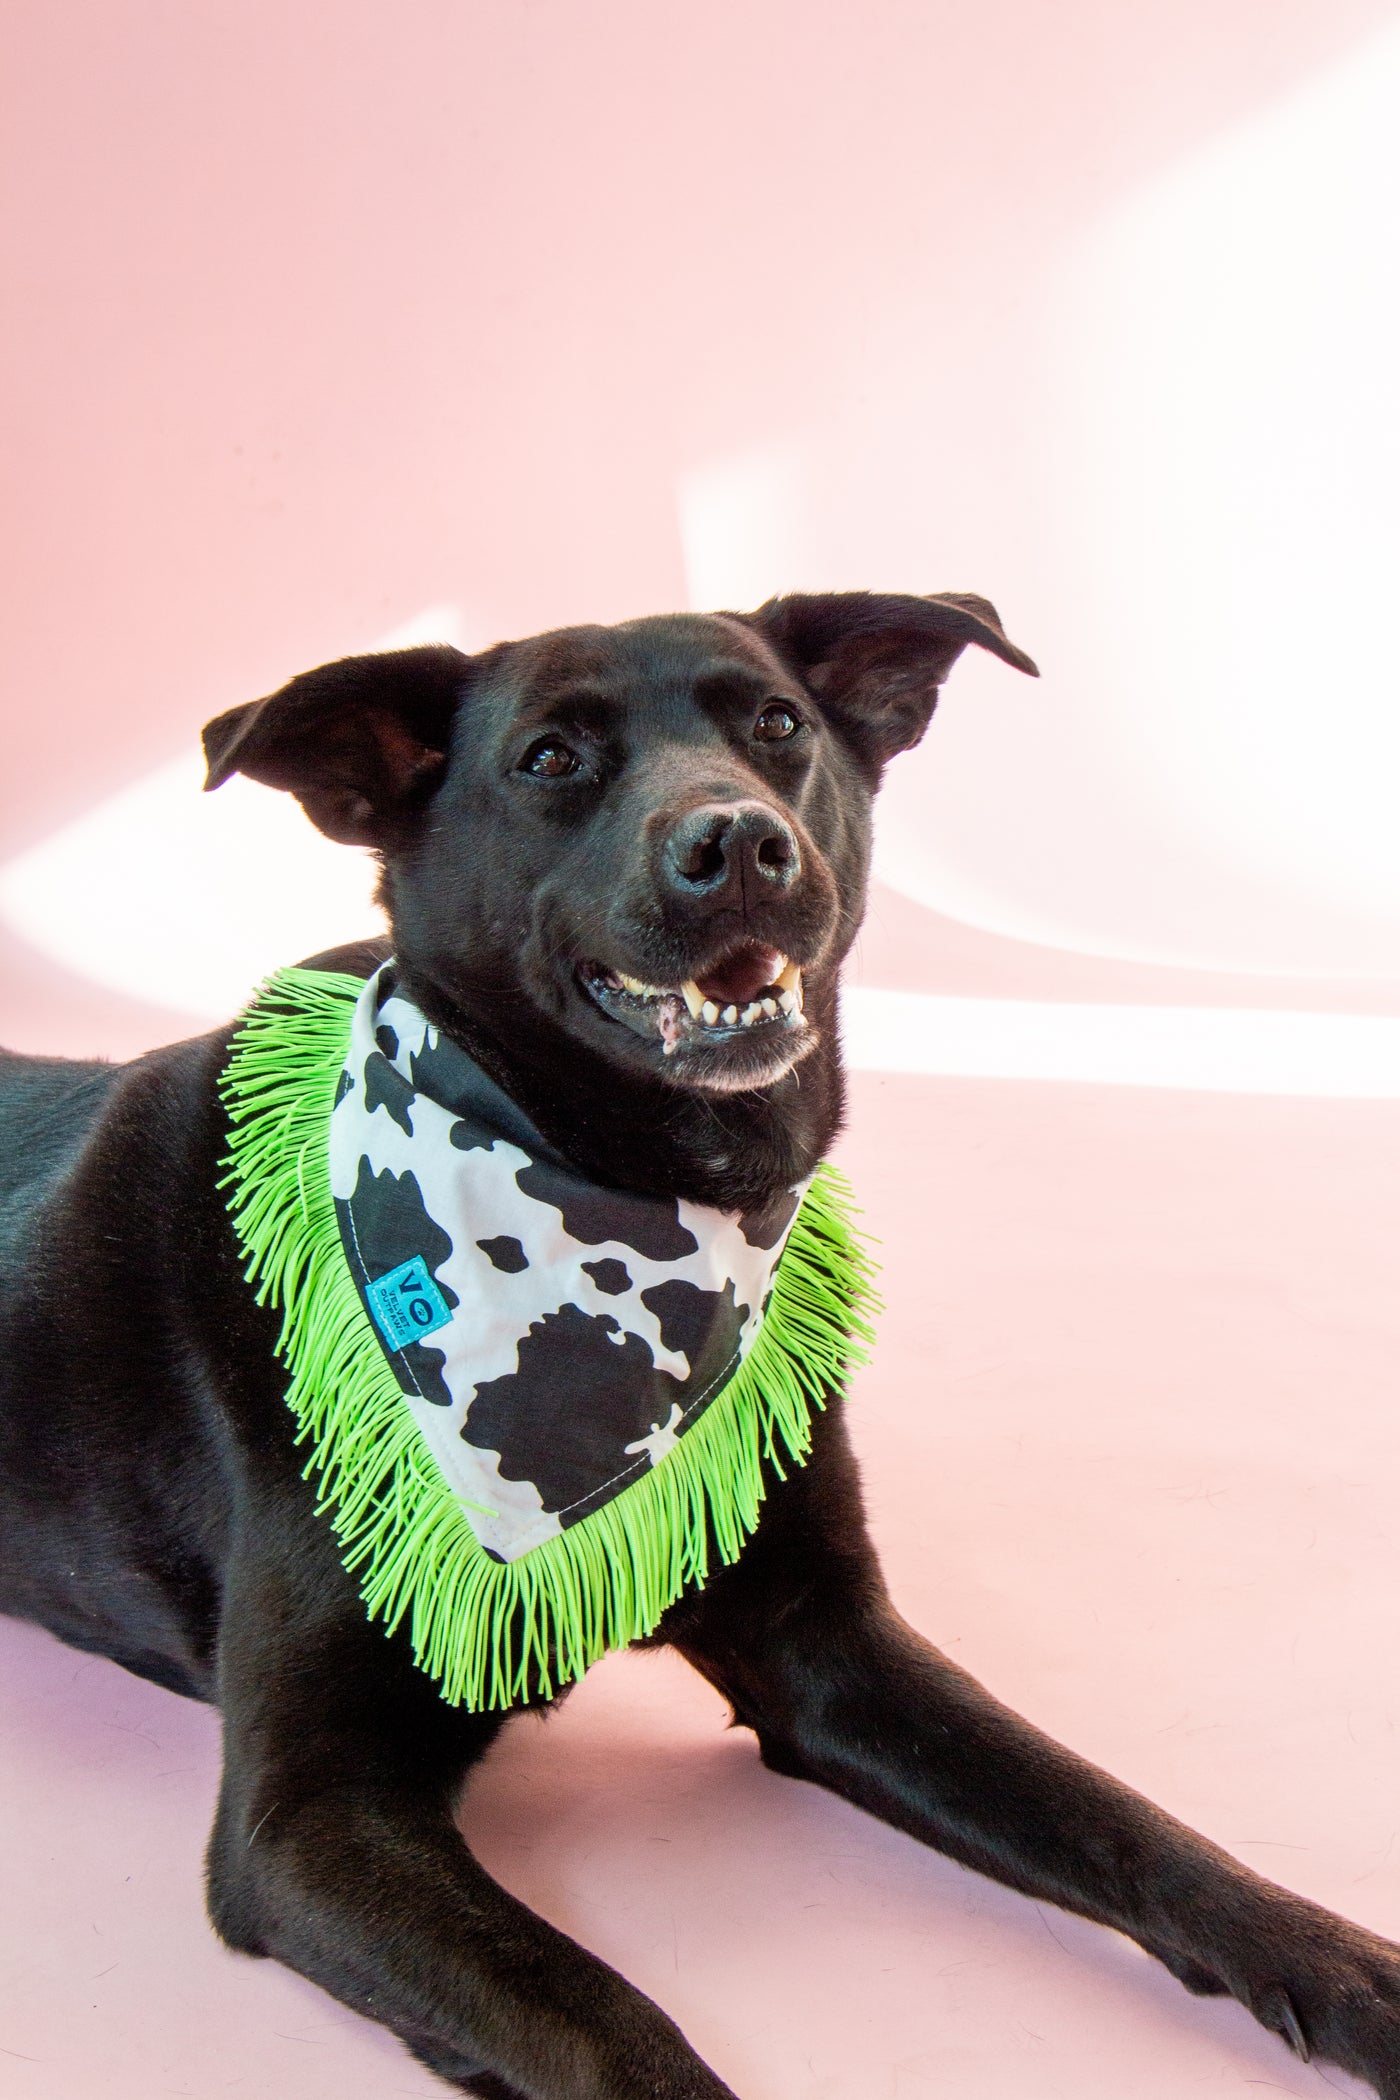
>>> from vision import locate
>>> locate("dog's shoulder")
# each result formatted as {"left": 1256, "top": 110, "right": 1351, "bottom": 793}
{"left": 0, "top": 1043, "right": 136, "bottom": 1260}
{"left": 293, "top": 936, "right": 390, "bottom": 980}
{"left": 3, "top": 941, "right": 390, "bottom": 1317}
{"left": 1, "top": 938, "right": 386, "bottom": 1220}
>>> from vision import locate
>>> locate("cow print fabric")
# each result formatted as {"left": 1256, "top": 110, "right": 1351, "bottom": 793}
{"left": 328, "top": 966, "right": 808, "bottom": 1564}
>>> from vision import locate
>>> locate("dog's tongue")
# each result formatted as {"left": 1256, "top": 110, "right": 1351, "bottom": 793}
{"left": 694, "top": 947, "right": 783, "bottom": 1007}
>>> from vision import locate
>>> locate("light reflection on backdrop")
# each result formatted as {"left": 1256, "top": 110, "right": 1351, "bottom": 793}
{"left": 877, "top": 19, "right": 1400, "bottom": 977}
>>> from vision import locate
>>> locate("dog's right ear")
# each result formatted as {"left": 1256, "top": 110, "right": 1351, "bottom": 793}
{"left": 746, "top": 591, "right": 1038, "bottom": 775}
{"left": 201, "top": 644, "right": 472, "bottom": 847}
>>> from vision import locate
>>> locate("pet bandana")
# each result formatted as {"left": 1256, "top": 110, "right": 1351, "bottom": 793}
{"left": 220, "top": 964, "right": 876, "bottom": 1711}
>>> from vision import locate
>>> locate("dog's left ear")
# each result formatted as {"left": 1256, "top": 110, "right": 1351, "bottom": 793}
{"left": 747, "top": 591, "right": 1039, "bottom": 773}
{"left": 201, "top": 643, "right": 472, "bottom": 846}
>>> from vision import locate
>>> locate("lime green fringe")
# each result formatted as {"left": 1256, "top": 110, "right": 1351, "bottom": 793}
{"left": 218, "top": 966, "right": 880, "bottom": 1711}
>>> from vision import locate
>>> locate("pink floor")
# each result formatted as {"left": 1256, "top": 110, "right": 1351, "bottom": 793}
{"left": 4, "top": 982, "right": 1398, "bottom": 2098}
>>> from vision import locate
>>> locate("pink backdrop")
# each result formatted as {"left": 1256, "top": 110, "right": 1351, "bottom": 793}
{"left": 4, "top": 4, "right": 1400, "bottom": 2094}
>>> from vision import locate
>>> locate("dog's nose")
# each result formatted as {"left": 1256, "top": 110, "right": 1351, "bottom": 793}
{"left": 662, "top": 800, "right": 801, "bottom": 904}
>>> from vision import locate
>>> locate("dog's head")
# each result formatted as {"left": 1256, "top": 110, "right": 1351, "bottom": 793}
{"left": 204, "top": 593, "right": 1035, "bottom": 1105}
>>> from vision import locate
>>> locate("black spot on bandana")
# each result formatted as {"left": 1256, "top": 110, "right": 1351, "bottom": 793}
{"left": 333, "top": 1067, "right": 355, "bottom": 1108}
{"left": 640, "top": 1277, "right": 747, "bottom": 1399}
{"left": 375, "top": 1022, "right": 400, "bottom": 1060}
{"left": 407, "top": 1016, "right": 555, "bottom": 1157}
{"left": 514, "top": 1158, "right": 698, "bottom": 1261}
{"left": 462, "top": 1281, "right": 749, "bottom": 1525}
{"left": 478, "top": 1234, "right": 529, "bottom": 1274}
{"left": 363, "top": 1051, "right": 416, "bottom": 1136}
{"left": 463, "top": 1305, "right": 667, "bottom": 1521}
{"left": 410, "top": 1029, "right": 492, "bottom": 1122}
{"left": 338, "top": 1155, "right": 457, "bottom": 1406}
{"left": 448, "top": 1114, "right": 497, "bottom": 1153}
{"left": 736, "top": 1186, "right": 801, "bottom": 1249}
{"left": 581, "top": 1257, "right": 632, "bottom": 1296}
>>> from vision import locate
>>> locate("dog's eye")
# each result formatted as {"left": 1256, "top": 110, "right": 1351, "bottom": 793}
{"left": 521, "top": 739, "right": 583, "bottom": 779}
{"left": 754, "top": 704, "right": 802, "bottom": 743}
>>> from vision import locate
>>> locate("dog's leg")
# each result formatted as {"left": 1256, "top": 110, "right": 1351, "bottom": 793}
{"left": 207, "top": 1522, "right": 737, "bottom": 2100}
{"left": 663, "top": 1424, "right": 1400, "bottom": 2095}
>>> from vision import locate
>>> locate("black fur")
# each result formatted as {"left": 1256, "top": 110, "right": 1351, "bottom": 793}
{"left": 4, "top": 595, "right": 1400, "bottom": 2097}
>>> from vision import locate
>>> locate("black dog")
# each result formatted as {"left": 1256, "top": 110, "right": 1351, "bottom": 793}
{"left": 2, "top": 591, "right": 1398, "bottom": 2097}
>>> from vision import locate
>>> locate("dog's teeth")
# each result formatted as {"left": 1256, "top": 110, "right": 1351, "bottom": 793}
{"left": 680, "top": 981, "right": 705, "bottom": 1019}
{"left": 702, "top": 1000, "right": 720, "bottom": 1025}
{"left": 722, "top": 1004, "right": 739, "bottom": 1025}
{"left": 774, "top": 957, "right": 801, "bottom": 993}
{"left": 741, "top": 1003, "right": 761, "bottom": 1025}
{"left": 761, "top": 997, "right": 778, "bottom": 1018}
{"left": 618, "top": 973, "right": 663, "bottom": 998}
{"left": 778, "top": 987, "right": 798, "bottom": 1015}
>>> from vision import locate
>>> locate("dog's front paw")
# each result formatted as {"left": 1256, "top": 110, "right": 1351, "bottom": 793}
{"left": 1229, "top": 1898, "right": 1400, "bottom": 2097}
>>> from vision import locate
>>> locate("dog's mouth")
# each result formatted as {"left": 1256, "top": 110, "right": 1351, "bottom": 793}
{"left": 575, "top": 943, "right": 810, "bottom": 1086}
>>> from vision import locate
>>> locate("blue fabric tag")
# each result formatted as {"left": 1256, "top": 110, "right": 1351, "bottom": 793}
{"left": 366, "top": 1258, "right": 452, "bottom": 1352}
